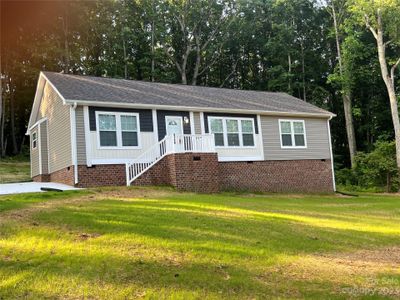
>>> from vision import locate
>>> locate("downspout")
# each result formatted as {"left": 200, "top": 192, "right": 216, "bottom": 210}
{"left": 327, "top": 116, "right": 336, "bottom": 192}
{"left": 70, "top": 102, "right": 78, "bottom": 185}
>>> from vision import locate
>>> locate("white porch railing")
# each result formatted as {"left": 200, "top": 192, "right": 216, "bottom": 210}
{"left": 126, "top": 134, "right": 215, "bottom": 185}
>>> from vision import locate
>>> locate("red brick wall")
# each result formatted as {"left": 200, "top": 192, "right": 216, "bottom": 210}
{"left": 32, "top": 174, "right": 50, "bottom": 182}
{"left": 133, "top": 153, "right": 220, "bottom": 193}
{"left": 49, "top": 166, "right": 75, "bottom": 186}
{"left": 219, "top": 159, "right": 334, "bottom": 193}
{"left": 40, "top": 157, "right": 333, "bottom": 193}
{"left": 77, "top": 164, "right": 126, "bottom": 188}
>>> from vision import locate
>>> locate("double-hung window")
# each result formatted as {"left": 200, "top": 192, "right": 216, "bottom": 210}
{"left": 97, "top": 112, "right": 140, "bottom": 148}
{"left": 279, "top": 120, "right": 306, "bottom": 148}
{"left": 32, "top": 131, "right": 37, "bottom": 149}
{"left": 209, "top": 117, "right": 255, "bottom": 147}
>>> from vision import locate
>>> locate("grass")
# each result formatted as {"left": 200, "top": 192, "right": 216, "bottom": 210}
{"left": 0, "top": 156, "right": 31, "bottom": 183}
{"left": 1, "top": 187, "right": 400, "bottom": 299}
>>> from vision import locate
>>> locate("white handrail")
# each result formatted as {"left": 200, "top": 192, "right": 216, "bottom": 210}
{"left": 126, "top": 134, "right": 215, "bottom": 185}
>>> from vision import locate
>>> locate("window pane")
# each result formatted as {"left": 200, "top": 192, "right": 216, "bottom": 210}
{"left": 241, "top": 120, "right": 253, "bottom": 133}
{"left": 99, "top": 114, "right": 116, "bottom": 131}
{"left": 243, "top": 134, "right": 254, "bottom": 146}
{"left": 280, "top": 121, "right": 291, "bottom": 134}
{"left": 122, "top": 132, "right": 138, "bottom": 146}
{"left": 226, "top": 119, "right": 238, "bottom": 132}
{"left": 121, "top": 115, "right": 137, "bottom": 131}
{"left": 32, "top": 132, "right": 37, "bottom": 140}
{"left": 293, "top": 122, "right": 304, "bottom": 134}
{"left": 100, "top": 131, "right": 117, "bottom": 146}
{"left": 227, "top": 133, "right": 240, "bottom": 146}
{"left": 294, "top": 134, "right": 305, "bottom": 146}
{"left": 282, "top": 134, "right": 292, "bottom": 146}
{"left": 214, "top": 133, "right": 224, "bottom": 146}
{"left": 210, "top": 119, "right": 223, "bottom": 133}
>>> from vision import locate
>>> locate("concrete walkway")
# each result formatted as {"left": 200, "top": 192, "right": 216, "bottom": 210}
{"left": 0, "top": 182, "right": 81, "bottom": 195}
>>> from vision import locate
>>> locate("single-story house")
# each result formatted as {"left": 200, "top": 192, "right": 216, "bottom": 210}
{"left": 27, "top": 71, "right": 336, "bottom": 193}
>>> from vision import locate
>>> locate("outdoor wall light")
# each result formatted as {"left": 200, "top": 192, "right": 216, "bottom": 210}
{"left": 183, "top": 116, "right": 189, "bottom": 124}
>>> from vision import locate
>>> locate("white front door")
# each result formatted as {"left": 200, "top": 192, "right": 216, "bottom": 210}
{"left": 166, "top": 116, "right": 183, "bottom": 136}
{"left": 165, "top": 116, "right": 184, "bottom": 152}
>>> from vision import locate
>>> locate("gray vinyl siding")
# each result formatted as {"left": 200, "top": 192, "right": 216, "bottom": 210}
{"left": 193, "top": 112, "right": 202, "bottom": 134}
{"left": 261, "top": 116, "right": 331, "bottom": 160}
{"left": 30, "top": 126, "right": 40, "bottom": 177}
{"left": 75, "top": 106, "right": 86, "bottom": 165}
{"left": 40, "top": 121, "right": 48, "bottom": 174}
{"left": 38, "top": 82, "right": 72, "bottom": 172}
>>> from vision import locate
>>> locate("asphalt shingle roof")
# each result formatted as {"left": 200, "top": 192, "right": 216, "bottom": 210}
{"left": 43, "top": 72, "right": 333, "bottom": 116}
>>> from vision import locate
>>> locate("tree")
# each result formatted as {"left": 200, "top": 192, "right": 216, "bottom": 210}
{"left": 349, "top": 0, "right": 400, "bottom": 181}
{"left": 327, "top": 0, "right": 357, "bottom": 167}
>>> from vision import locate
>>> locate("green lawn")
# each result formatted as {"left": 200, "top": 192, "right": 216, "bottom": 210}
{"left": 0, "top": 157, "right": 30, "bottom": 183}
{"left": 1, "top": 187, "right": 400, "bottom": 299}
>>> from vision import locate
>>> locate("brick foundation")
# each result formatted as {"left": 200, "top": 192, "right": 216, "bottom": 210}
{"left": 219, "top": 159, "right": 333, "bottom": 193}
{"left": 34, "top": 156, "right": 334, "bottom": 193}
{"left": 32, "top": 174, "right": 50, "bottom": 182}
{"left": 134, "top": 153, "right": 220, "bottom": 193}
{"left": 49, "top": 166, "right": 75, "bottom": 186}
{"left": 77, "top": 164, "right": 126, "bottom": 188}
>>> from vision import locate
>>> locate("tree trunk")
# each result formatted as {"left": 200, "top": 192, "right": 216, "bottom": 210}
{"left": 62, "top": 4, "right": 70, "bottom": 74}
{"left": 10, "top": 88, "right": 18, "bottom": 155}
{"left": 0, "top": 95, "right": 6, "bottom": 157}
{"left": 300, "top": 42, "right": 306, "bottom": 102}
{"left": 151, "top": 18, "right": 155, "bottom": 82}
{"left": 370, "top": 10, "right": 400, "bottom": 186}
{"left": 331, "top": 1, "right": 357, "bottom": 167}
{"left": 288, "top": 53, "right": 292, "bottom": 93}
{"left": 122, "top": 37, "right": 128, "bottom": 79}
{"left": 192, "top": 41, "right": 201, "bottom": 85}
{"left": 386, "top": 172, "right": 392, "bottom": 193}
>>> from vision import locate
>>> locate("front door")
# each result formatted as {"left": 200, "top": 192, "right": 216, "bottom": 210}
{"left": 165, "top": 116, "right": 184, "bottom": 151}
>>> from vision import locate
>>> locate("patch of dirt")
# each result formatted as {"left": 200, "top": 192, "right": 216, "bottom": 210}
{"left": 76, "top": 232, "right": 102, "bottom": 241}
{"left": 270, "top": 247, "right": 400, "bottom": 286}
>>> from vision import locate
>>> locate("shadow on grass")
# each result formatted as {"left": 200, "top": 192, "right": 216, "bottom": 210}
{"left": 1, "top": 192, "right": 400, "bottom": 298}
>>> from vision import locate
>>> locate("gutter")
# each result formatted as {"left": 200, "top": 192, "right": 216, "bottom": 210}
{"left": 63, "top": 99, "right": 336, "bottom": 119}
{"left": 70, "top": 102, "right": 78, "bottom": 185}
{"left": 327, "top": 116, "right": 336, "bottom": 191}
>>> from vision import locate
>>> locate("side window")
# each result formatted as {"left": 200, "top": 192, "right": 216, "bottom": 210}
{"left": 32, "top": 131, "right": 37, "bottom": 149}
{"left": 280, "top": 120, "right": 306, "bottom": 148}
{"left": 209, "top": 118, "right": 224, "bottom": 146}
{"left": 121, "top": 115, "right": 138, "bottom": 146}
{"left": 226, "top": 119, "right": 240, "bottom": 146}
{"left": 241, "top": 120, "right": 255, "bottom": 146}
{"left": 98, "top": 114, "right": 118, "bottom": 147}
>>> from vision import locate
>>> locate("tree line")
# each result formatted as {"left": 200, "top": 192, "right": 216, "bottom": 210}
{"left": 1, "top": 0, "right": 399, "bottom": 187}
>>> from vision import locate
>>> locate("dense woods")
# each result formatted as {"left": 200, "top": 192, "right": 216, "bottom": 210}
{"left": 1, "top": 0, "right": 399, "bottom": 189}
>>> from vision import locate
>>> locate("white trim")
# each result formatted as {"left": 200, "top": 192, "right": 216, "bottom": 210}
{"left": 208, "top": 116, "right": 256, "bottom": 148}
{"left": 218, "top": 156, "right": 264, "bottom": 162}
{"left": 95, "top": 111, "right": 142, "bottom": 149}
{"left": 70, "top": 104, "right": 78, "bottom": 184}
{"left": 38, "top": 124, "right": 42, "bottom": 174}
{"left": 27, "top": 75, "right": 45, "bottom": 134}
{"left": 152, "top": 109, "right": 158, "bottom": 143}
{"left": 278, "top": 119, "right": 307, "bottom": 149}
{"left": 257, "top": 114, "right": 265, "bottom": 160}
{"left": 91, "top": 158, "right": 136, "bottom": 165}
{"left": 27, "top": 117, "right": 47, "bottom": 134}
{"left": 327, "top": 118, "right": 336, "bottom": 191}
{"left": 83, "top": 106, "right": 92, "bottom": 167}
{"left": 64, "top": 99, "right": 335, "bottom": 119}
{"left": 46, "top": 119, "right": 50, "bottom": 174}
{"left": 200, "top": 112, "right": 205, "bottom": 134}
{"left": 165, "top": 115, "right": 184, "bottom": 136}
{"left": 189, "top": 111, "right": 195, "bottom": 134}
